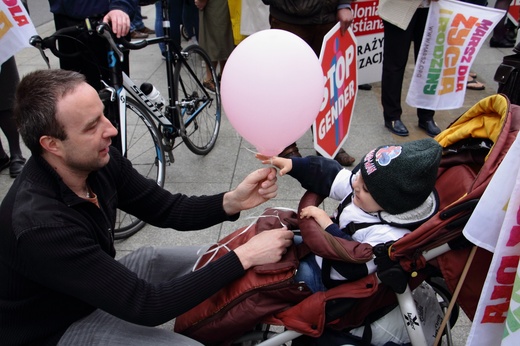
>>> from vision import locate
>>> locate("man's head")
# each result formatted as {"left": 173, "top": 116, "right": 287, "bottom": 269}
{"left": 357, "top": 138, "right": 442, "bottom": 215}
{"left": 15, "top": 69, "right": 84, "bottom": 155}
{"left": 14, "top": 69, "right": 117, "bottom": 173}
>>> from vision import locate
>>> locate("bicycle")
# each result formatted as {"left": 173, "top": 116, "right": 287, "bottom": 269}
{"left": 30, "top": 1, "right": 221, "bottom": 239}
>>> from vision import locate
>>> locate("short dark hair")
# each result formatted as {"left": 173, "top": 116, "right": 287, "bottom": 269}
{"left": 14, "top": 69, "right": 86, "bottom": 155}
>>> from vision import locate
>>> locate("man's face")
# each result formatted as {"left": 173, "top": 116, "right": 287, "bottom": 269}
{"left": 54, "top": 82, "right": 118, "bottom": 173}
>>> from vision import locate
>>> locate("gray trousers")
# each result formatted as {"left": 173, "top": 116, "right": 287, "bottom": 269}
{"left": 57, "top": 246, "right": 204, "bottom": 345}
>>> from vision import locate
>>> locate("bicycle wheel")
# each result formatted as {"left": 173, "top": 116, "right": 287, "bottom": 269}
{"left": 113, "top": 97, "right": 166, "bottom": 240}
{"left": 174, "top": 44, "right": 221, "bottom": 155}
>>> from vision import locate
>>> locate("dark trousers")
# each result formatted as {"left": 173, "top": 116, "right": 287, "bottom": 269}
{"left": 381, "top": 8, "right": 434, "bottom": 122}
{"left": 53, "top": 14, "right": 130, "bottom": 91}
{"left": 268, "top": 16, "right": 334, "bottom": 58}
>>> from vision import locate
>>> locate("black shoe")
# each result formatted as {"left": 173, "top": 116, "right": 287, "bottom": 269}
{"left": 279, "top": 143, "right": 301, "bottom": 158}
{"left": 418, "top": 120, "right": 441, "bottom": 137}
{"left": 384, "top": 120, "right": 409, "bottom": 136}
{"left": 358, "top": 84, "right": 372, "bottom": 91}
{"left": 316, "top": 148, "right": 355, "bottom": 166}
{"left": 490, "top": 37, "right": 515, "bottom": 48}
{"left": 9, "top": 155, "right": 26, "bottom": 178}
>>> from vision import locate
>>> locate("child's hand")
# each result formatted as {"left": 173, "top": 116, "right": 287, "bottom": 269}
{"left": 255, "top": 154, "right": 293, "bottom": 176}
{"left": 300, "top": 206, "right": 333, "bottom": 230}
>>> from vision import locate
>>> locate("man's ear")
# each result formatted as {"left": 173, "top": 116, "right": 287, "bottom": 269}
{"left": 39, "top": 136, "right": 61, "bottom": 155}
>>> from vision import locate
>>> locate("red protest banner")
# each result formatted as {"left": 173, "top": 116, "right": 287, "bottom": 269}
{"left": 314, "top": 24, "right": 357, "bottom": 158}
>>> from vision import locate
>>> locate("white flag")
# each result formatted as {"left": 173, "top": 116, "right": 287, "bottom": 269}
{"left": 464, "top": 133, "right": 520, "bottom": 345}
{"left": 0, "top": 0, "right": 37, "bottom": 66}
{"left": 406, "top": 0, "right": 505, "bottom": 110}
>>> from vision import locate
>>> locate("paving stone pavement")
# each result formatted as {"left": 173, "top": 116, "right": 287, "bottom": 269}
{"left": 2, "top": 3, "right": 515, "bottom": 345}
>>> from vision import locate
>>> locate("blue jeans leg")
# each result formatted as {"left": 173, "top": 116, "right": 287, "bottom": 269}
{"left": 155, "top": 1, "right": 165, "bottom": 53}
{"left": 293, "top": 236, "right": 326, "bottom": 293}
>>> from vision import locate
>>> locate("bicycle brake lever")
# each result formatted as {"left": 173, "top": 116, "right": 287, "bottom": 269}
{"left": 100, "top": 80, "right": 117, "bottom": 102}
{"left": 29, "top": 35, "right": 51, "bottom": 69}
{"left": 96, "top": 23, "right": 124, "bottom": 63}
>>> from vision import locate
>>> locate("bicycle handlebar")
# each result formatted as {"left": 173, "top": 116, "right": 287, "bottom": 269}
{"left": 29, "top": 19, "right": 149, "bottom": 63}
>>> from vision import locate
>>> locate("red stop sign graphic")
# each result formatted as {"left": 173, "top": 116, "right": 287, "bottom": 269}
{"left": 314, "top": 24, "right": 358, "bottom": 158}
{"left": 508, "top": 1, "right": 519, "bottom": 26}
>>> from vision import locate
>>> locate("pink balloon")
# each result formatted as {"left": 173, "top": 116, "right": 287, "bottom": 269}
{"left": 221, "top": 29, "right": 324, "bottom": 156}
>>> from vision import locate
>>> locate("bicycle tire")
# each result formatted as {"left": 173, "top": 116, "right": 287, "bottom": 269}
{"left": 113, "top": 97, "right": 166, "bottom": 240}
{"left": 174, "top": 44, "right": 221, "bottom": 155}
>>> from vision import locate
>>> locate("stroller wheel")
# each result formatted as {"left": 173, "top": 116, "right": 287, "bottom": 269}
{"left": 428, "top": 277, "right": 460, "bottom": 336}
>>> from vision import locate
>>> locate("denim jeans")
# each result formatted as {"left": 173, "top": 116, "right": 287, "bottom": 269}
{"left": 155, "top": 0, "right": 199, "bottom": 53}
{"left": 130, "top": 4, "right": 144, "bottom": 32}
{"left": 293, "top": 236, "right": 326, "bottom": 293}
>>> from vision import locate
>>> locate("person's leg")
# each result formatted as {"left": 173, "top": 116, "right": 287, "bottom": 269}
{"left": 381, "top": 18, "right": 413, "bottom": 137}
{"left": 411, "top": 8, "right": 439, "bottom": 136}
{"left": 58, "top": 246, "right": 203, "bottom": 345}
{"left": 294, "top": 254, "right": 326, "bottom": 293}
{"left": 131, "top": 2, "right": 155, "bottom": 37}
{"left": 53, "top": 14, "right": 108, "bottom": 91}
{"left": 0, "top": 138, "right": 9, "bottom": 172}
{"left": 0, "top": 109, "right": 25, "bottom": 176}
{"left": 168, "top": 0, "right": 184, "bottom": 48}
{"left": 57, "top": 309, "right": 203, "bottom": 346}
{"left": 293, "top": 236, "right": 325, "bottom": 293}
{"left": 183, "top": 0, "right": 199, "bottom": 43}
{"left": 0, "top": 57, "right": 25, "bottom": 177}
{"left": 381, "top": 20, "right": 413, "bottom": 123}
{"left": 118, "top": 246, "right": 202, "bottom": 283}
{"left": 155, "top": 1, "right": 165, "bottom": 54}
{"left": 130, "top": 5, "right": 142, "bottom": 32}
{"left": 491, "top": 0, "right": 514, "bottom": 47}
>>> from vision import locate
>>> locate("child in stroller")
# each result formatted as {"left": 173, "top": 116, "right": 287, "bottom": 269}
{"left": 257, "top": 138, "right": 442, "bottom": 293}
{"left": 174, "top": 94, "right": 519, "bottom": 346}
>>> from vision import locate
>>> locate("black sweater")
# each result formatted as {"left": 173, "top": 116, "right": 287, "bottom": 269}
{"left": 0, "top": 148, "right": 245, "bottom": 345}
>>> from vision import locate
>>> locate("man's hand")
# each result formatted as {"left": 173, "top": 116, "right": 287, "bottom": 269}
{"left": 256, "top": 154, "right": 293, "bottom": 176}
{"left": 234, "top": 228, "right": 294, "bottom": 270}
{"left": 337, "top": 8, "right": 354, "bottom": 35}
{"left": 300, "top": 206, "right": 333, "bottom": 229}
{"left": 103, "top": 9, "right": 130, "bottom": 38}
{"left": 223, "top": 167, "right": 278, "bottom": 215}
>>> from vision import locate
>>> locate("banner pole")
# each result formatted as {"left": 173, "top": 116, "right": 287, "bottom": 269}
{"left": 434, "top": 245, "right": 477, "bottom": 346}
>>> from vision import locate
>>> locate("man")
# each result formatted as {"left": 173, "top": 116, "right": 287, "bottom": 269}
{"left": 379, "top": 0, "right": 441, "bottom": 137}
{"left": 0, "top": 69, "right": 293, "bottom": 345}
{"left": 262, "top": 0, "right": 356, "bottom": 166}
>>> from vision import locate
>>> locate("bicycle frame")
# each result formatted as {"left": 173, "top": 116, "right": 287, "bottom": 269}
{"left": 102, "top": 1, "right": 215, "bottom": 157}
{"left": 29, "top": 4, "right": 221, "bottom": 238}
{"left": 139, "top": 0, "right": 212, "bottom": 122}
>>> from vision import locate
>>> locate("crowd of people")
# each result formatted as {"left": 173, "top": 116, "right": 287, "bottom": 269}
{"left": 0, "top": 0, "right": 517, "bottom": 345}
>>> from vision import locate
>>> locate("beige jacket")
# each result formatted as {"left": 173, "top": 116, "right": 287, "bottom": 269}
{"left": 378, "top": 0, "right": 425, "bottom": 30}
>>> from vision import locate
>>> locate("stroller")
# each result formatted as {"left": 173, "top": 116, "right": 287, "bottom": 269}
{"left": 174, "top": 94, "right": 520, "bottom": 346}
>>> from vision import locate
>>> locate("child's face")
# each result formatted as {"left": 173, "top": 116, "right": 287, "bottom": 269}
{"left": 351, "top": 171, "right": 383, "bottom": 213}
